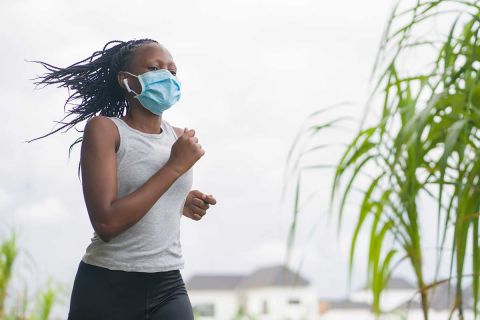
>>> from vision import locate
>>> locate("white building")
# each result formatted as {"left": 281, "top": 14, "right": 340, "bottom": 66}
{"left": 391, "top": 281, "right": 475, "bottom": 320}
{"left": 186, "top": 274, "right": 244, "bottom": 320}
{"left": 321, "top": 278, "right": 476, "bottom": 320}
{"left": 186, "top": 264, "right": 320, "bottom": 320}
{"left": 187, "top": 267, "right": 476, "bottom": 320}
{"left": 319, "top": 300, "right": 372, "bottom": 320}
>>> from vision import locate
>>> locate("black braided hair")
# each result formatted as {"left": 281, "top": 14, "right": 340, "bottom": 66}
{"left": 27, "top": 38, "right": 158, "bottom": 178}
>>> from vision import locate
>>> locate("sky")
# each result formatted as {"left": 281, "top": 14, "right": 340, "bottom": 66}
{"left": 0, "top": 0, "right": 427, "bottom": 316}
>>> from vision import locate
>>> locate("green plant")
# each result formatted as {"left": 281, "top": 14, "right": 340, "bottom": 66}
{"left": 28, "top": 282, "right": 57, "bottom": 320}
{"left": 0, "top": 233, "right": 18, "bottom": 319}
{"left": 0, "top": 232, "right": 61, "bottom": 320}
{"left": 286, "top": 1, "right": 480, "bottom": 319}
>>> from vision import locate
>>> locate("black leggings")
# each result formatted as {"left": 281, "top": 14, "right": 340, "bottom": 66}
{"left": 67, "top": 260, "right": 194, "bottom": 320}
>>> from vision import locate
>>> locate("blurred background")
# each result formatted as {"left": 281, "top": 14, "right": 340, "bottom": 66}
{"left": 2, "top": 0, "right": 477, "bottom": 319}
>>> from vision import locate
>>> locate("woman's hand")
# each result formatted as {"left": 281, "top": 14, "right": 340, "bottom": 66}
{"left": 183, "top": 190, "right": 217, "bottom": 220}
{"left": 166, "top": 128, "right": 204, "bottom": 175}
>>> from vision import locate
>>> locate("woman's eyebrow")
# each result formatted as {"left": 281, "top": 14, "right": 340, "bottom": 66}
{"left": 145, "top": 57, "right": 172, "bottom": 66}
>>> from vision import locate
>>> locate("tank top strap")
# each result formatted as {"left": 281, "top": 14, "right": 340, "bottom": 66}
{"left": 107, "top": 116, "right": 123, "bottom": 132}
{"left": 161, "top": 119, "right": 180, "bottom": 140}
{"left": 107, "top": 116, "right": 134, "bottom": 139}
{"left": 106, "top": 117, "right": 127, "bottom": 156}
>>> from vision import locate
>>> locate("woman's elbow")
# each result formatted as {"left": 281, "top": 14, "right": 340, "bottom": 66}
{"left": 94, "top": 222, "right": 116, "bottom": 243}
{"left": 89, "top": 207, "right": 117, "bottom": 242}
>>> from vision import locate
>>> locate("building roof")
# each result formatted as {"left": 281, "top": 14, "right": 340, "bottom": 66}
{"left": 361, "top": 277, "right": 415, "bottom": 291}
{"left": 386, "top": 278, "right": 415, "bottom": 290}
{"left": 429, "top": 282, "right": 456, "bottom": 311}
{"left": 236, "top": 265, "right": 310, "bottom": 289}
{"left": 326, "top": 300, "right": 371, "bottom": 310}
{"left": 186, "top": 264, "right": 310, "bottom": 291}
{"left": 394, "top": 282, "right": 474, "bottom": 312}
{"left": 186, "top": 274, "right": 245, "bottom": 290}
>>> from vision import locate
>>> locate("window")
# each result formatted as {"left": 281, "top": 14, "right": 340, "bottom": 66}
{"left": 262, "top": 300, "right": 269, "bottom": 314}
{"left": 288, "top": 298, "right": 301, "bottom": 305}
{"left": 193, "top": 304, "right": 215, "bottom": 317}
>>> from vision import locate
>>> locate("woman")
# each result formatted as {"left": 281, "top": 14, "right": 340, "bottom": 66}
{"left": 30, "top": 39, "right": 216, "bottom": 319}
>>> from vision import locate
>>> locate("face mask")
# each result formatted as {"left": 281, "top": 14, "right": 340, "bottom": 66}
{"left": 122, "top": 69, "right": 181, "bottom": 115}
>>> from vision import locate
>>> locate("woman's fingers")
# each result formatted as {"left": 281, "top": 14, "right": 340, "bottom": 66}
{"left": 190, "top": 200, "right": 208, "bottom": 213}
{"left": 203, "top": 194, "right": 216, "bottom": 205}
{"left": 192, "top": 197, "right": 209, "bottom": 209}
{"left": 187, "top": 190, "right": 216, "bottom": 222}
{"left": 189, "top": 204, "right": 206, "bottom": 216}
{"left": 182, "top": 128, "right": 195, "bottom": 138}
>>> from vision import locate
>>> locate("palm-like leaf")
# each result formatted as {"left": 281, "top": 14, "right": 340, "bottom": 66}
{"left": 286, "top": 1, "right": 480, "bottom": 319}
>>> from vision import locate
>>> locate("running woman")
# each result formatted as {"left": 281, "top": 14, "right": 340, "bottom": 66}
{"left": 29, "top": 38, "right": 216, "bottom": 319}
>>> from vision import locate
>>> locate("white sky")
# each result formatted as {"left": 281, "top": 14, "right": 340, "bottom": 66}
{"left": 0, "top": 0, "right": 440, "bottom": 316}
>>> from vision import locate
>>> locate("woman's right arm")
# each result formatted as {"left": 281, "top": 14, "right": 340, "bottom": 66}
{"left": 80, "top": 116, "right": 203, "bottom": 242}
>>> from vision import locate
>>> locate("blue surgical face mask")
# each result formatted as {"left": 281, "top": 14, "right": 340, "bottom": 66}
{"left": 122, "top": 69, "right": 181, "bottom": 115}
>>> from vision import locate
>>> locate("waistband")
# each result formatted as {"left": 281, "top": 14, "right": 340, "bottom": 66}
{"left": 79, "top": 260, "right": 181, "bottom": 277}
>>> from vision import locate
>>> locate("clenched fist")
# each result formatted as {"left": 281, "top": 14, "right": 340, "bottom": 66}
{"left": 166, "top": 128, "right": 205, "bottom": 175}
{"left": 183, "top": 190, "right": 217, "bottom": 220}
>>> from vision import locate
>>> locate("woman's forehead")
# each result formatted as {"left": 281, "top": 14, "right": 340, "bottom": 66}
{"left": 131, "top": 43, "right": 174, "bottom": 65}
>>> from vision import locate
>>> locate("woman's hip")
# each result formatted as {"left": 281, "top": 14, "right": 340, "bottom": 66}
{"left": 67, "top": 260, "right": 192, "bottom": 320}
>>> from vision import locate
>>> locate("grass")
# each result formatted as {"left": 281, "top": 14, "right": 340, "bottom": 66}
{"left": 0, "top": 231, "right": 61, "bottom": 320}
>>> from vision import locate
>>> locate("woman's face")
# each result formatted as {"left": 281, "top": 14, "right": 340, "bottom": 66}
{"left": 118, "top": 42, "right": 177, "bottom": 97}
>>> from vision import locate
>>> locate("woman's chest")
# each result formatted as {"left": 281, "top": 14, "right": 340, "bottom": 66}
{"left": 115, "top": 137, "right": 193, "bottom": 196}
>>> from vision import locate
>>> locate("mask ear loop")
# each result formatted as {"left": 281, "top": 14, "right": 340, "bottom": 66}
{"left": 122, "top": 72, "right": 140, "bottom": 96}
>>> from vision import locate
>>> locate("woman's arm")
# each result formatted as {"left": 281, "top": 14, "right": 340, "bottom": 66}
{"left": 80, "top": 116, "right": 202, "bottom": 242}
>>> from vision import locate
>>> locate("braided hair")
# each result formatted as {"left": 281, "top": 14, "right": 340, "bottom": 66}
{"left": 28, "top": 38, "right": 158, "bottom": 150}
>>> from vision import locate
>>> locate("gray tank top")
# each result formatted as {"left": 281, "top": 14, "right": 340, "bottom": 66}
{"left": 82, "top": 116, "right": 193, "bottom": 272}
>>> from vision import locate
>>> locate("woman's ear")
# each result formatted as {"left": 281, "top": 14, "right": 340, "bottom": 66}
{"left": 117, "top": 71, "right": 128, "bottom": 90}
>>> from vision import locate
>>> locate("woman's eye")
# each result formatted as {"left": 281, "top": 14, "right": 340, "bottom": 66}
{"left": 170, "top": 70, "right": 177, "bottom": 76}
{"left": 148, "top": 66, "right": 159, "bottom": 71}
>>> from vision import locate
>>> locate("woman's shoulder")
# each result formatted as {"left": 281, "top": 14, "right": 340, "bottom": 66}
{"left": 85, "top": 115, "right": 117, "bottom": 127}
{"left": 83, "top": 115, "right": 120, "bottom": 148}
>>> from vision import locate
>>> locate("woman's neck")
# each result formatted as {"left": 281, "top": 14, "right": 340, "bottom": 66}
{"left": 121, "top": 105, "right": 163, "bottom": 134}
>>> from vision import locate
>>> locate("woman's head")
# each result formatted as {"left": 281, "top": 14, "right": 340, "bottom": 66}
{"left": 29, "top": 39, "right": 175, "bottom": 144}
{"left": 117, "top": 42, "right": 179, "bottom": 115}
{"left": 29, "top": 39, "right": 179, "bottom": 180}
{"left": 118, "top": 42, "right": 177, "bottom": 95}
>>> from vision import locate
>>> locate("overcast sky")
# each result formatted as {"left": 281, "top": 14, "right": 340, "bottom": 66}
{"left": 0, "top": 0, "right": 431, "bottom": 316}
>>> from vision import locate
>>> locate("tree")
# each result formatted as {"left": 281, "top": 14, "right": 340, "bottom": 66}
{"left": 287, "top": 1, "right": 480, "bottom": 319}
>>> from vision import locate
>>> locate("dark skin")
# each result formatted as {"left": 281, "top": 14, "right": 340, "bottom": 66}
{"left": 80, "top": 43, "right": 216, "bottom": 242}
